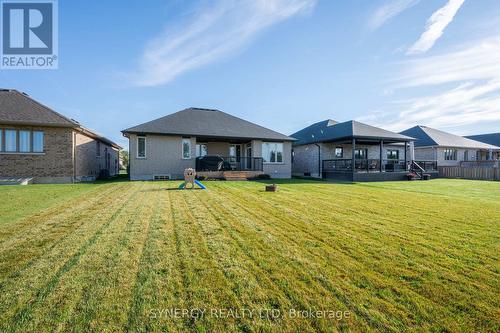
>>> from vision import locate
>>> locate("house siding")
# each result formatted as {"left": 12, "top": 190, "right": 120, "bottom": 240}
{"left": 414, "top": 147, "right": 484, "bottom": 167}
{"left": 252, "top": 140, "right": 292, "bottom": 178}
{"left": 0, "top": 125, "right": 74, "bottom": 183}
{"left": 128, "top": 134, "right": 196, "bottom": 180}
{"left": 128, "top": 135, "right": 292, "bottom": 179}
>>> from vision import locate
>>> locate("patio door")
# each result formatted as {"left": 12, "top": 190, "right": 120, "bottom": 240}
{"left": 229, "top": 144, "right": 241, "bottom": 170}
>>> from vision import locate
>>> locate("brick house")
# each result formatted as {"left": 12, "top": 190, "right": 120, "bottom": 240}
{"left": 400, "top": 126, "right": 500, "bottom": 167}
{"left": 0, "top": 89, "right": 121, "bottom": 183}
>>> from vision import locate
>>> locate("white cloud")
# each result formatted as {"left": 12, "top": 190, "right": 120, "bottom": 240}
{"left": 369, "top": 0, "right": 420, "bottom": 30}
{"left": 359, "top": 37, "right": 500, "bottom": 133}
{"left": 132, "top": 0, "right": 316, "bottom": 87}
{"left": 407, "top": 0, "right": 465, "bottom": 54}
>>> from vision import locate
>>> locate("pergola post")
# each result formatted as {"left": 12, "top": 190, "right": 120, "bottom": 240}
{"left": 379, "top": 140, "right": 383, "bottom": 172}
{"left": 352, "top": 138, "right": 356, "bottom": 176}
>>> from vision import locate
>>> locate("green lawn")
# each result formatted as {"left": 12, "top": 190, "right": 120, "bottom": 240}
{"left": 0, "top": 179, "right": 498, "bottom": 332}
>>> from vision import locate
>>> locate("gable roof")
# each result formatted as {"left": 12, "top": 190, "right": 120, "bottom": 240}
{"left": 400, "top": 126, "right": 499, "bottom": 149}
{"left": 291, "top": 119, "right": 414, "bottom": 145}
{"left": 122, "top": 108, "right": 294, "bottom": 141}
{"left": 465, "top": 133, "right": 500, "bottom": 148}
{"left": 0, "top": 89, "right": 121, "bottom": 149}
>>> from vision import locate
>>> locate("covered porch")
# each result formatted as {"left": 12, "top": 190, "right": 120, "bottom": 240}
{"left": 321, "top": 138, "right": 438, "bottom": 181}
{"left": 192, "top": 137, "right": 263, "bottom": 179}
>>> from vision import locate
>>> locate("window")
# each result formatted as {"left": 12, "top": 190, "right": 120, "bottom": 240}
{"left": 262, "top": 142, "right": 283, "bottom": 163}
{"left": 464, "top": 150, "right": 469, "bottom": 161}
{"left": 5, "top": 130, "right": 17, "bottom": 152}
{"left": 19, "top": 130, "right": 31, "bottom": 152}
{"left": 386, "top": 149, "right": 399, "bottom": 160}
{"left": 137, "top": 136, "right": 146, "bottom": 158}
{"left": 182, "top": 138, "right": 191, "bottom": 159}
{"left": 444, "top": 149, "right": 457, "bottom": 160}
{"left": 354, "top": 149, "right": 367, "bottom": 159}
{"left": 196, "top": 143, "right": 207, "bottom": 157}
{"left": 335, "top": 147, "right": 343, "bottom": 158}
{"left": 33, "top": 131, "right": 44, "bottom": 152}
{"left": 96, "top": 141, "right": 101, "bottom": 157}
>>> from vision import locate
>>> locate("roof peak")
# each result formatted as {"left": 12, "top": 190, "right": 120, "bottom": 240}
{"left": 185, "top": 107, "right": 220, "bottom": 112}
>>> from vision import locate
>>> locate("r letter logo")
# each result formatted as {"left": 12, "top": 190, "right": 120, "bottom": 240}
{"left": 1, "top": 0, "right": 58, "bottom": 69}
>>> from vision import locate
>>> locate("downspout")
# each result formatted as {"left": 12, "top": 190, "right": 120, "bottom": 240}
{"left": 72, "top": 130, "right": 76, "bottom": 183}
{"left": 314, "top": 143, "right": 321, "bottom": 178}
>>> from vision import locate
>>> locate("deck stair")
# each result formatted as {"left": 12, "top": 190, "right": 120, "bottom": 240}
{"left": 408, "top": 161, "right": 431, "bottom": 181}
{"left": 222, "top": 171, "right": 251, "bottom": 181}
{"left": 0, "top": 177, "right": 33, "bottom": 185}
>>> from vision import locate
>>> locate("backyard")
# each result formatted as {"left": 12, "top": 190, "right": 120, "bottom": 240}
{"left": 0, "top": 179, "right": 498, "bottom": 332}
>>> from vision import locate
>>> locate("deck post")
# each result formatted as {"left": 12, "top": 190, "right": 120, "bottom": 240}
{"left": 379, "top": 140, "right": 383, "bottom": 172}
{"left": 404, "top": 141, "right": 408, "bottom": 171}
{"left": 352, "top": 138, "right": 356, "bottom": 177}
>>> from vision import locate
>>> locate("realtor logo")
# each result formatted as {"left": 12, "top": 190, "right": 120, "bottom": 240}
{"left": 1, "top": 0, "right": 58, "bottom": 69}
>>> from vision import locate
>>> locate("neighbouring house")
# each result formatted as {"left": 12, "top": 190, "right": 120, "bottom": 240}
{"left": 0, "top": 89, "right": 121, "bottom": 183}
{"left": 400, "top": 126, "right": 500, "bottom": 167}
{"left": 465, "top": 132, "right": 500, "bottom": 160}
{"left": 291, "top": 119, "right": 435, "bottom": 181}
{"left": 122, "top": 108, "right": 294, "bottom": 180}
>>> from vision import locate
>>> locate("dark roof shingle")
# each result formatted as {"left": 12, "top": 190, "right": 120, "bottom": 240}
{"left": 0, "top": 89, "right": 77, "bottom": 127}
{"left": 122, "top": 108, "right": 294, "bottom": 141}
{"left": 465, "top": 133, "right": 500, "bottom": 148}
{"left": 400, "top": 126, "right": 499, "bottom": 149}
{"left": 0, "top": 89, "right": 121, "bottom": 149}
{"left": 291, "top": 120, "right": 413, "bottom": 145}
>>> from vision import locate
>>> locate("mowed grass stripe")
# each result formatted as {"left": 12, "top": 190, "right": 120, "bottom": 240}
{"left": 0, "top": 183, "right": 121, "bottom": 242}
{"left": 29, "top": 183, "right": 154, "bottom": 332}
{"left": 123, "top": 188, "right": 190, "bottom": 332}
{"left": 196, "top": 185, "right": 378, "bottom": 331}
{"left": 0, "top": 183, "right": 141, "bottom": 332}
{"left": 206, "top": 182, "right": 498, "bottom": 331}
{"left": 164, "top": 189, "right": 249, "bottom": 332}
{"left": 0, "top": 184, "right": 131, "bottom": 282}
{"left": 189, "top": 189, "right": 335, "bottom": 332}
{"left": 192, "top": 188, "right": 350, "bottom": 332}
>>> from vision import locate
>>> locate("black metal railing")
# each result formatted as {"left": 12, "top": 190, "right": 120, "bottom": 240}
{"left": 196, "top": 156, "right": 263, "bottom": 172}
{"left": 322, "top": 159, "right": 438, "bottom": 175}
{"left": 414, "top": 160, "right": 438, "bottom": 171}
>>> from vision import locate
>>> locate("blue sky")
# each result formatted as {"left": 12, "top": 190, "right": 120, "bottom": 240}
{"left": 1, "top": 0, "right": 500, "bottom": 148}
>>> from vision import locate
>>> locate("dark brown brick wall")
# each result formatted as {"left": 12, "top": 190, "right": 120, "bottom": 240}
{"left": 0, "top": 125, "right": 74, "bottom": 179}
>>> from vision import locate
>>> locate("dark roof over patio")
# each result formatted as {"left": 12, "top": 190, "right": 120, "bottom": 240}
{"left": 0, "top": 89, "right": 121, "bottom": 149}
{"left": 465, "top": 132, "right": 500, "bottom": 148}
{"left": 291, "top": 119, "right": 414, "bottom": 145}
{"left": 400, "top": 126, "right": 499, "bottom": 149}
{"left": 122, "top": 108, "right": 294, "bottom": 141}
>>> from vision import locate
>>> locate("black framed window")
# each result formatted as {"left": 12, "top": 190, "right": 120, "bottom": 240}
{"left": 137, "top": 136, "right": 146, "bottom": 158}
{"left": 386, "top": 149, "right": 399, "bottom": 160}
{"left": 354, "top": 149, "right": 367, "bottom": 159}
{"left": 444, "top": 149, "right": 457, "bottom": 160}
{"left": 335, "top": 147, "right": 343, "bottom": 158}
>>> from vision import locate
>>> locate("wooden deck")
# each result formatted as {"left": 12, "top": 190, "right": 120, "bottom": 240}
{"left": 196, "top": 170, "right": 264, "bottom": 180}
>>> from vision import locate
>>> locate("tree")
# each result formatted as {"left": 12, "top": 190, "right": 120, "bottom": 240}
{"left": 120, "top": 150, "right": 129, "bottom": 171}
